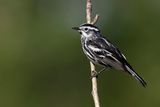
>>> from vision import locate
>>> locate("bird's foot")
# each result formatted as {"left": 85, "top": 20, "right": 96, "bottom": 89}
{"left": 91, "top": 70, "right": 98, "bottom": 78}
{"left": 91, "top": 67, "right": 107, "bottom": 78}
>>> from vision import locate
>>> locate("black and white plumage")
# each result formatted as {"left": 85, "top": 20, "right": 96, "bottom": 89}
{"left": 72, "top": 23, "right": 147, "bottom": 87}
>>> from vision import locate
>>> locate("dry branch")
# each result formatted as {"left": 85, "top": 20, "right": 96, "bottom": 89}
{"left": 86, "top": 0, "right": 100, "bottom": 107}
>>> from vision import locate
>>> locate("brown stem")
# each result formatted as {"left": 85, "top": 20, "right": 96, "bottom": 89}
{"left": 86, "top": 0, "right": 92, "bottom": 23}
{"left": 90, "top": 62, "right": 100, "bottom": 107}
{"left": 91, "top": 14, "right": 99, "bottom": 25}
{"left": 86, "top": 0, "right": 100, "bottom": 107}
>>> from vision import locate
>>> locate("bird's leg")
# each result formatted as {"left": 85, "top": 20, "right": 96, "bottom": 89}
{"left": 91, "top": 67, "right": 107, "bottom": 78}
{"left": 97, "top": 67, "right": 106, "bottom": 75}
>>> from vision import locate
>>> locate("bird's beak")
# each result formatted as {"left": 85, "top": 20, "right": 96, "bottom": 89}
{"left": 72, "top": 27, "right": 80, "bottom": 31}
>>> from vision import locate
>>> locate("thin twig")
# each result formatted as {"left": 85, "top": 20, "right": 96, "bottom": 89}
{"left": 90, "top": 62, "right": 100, "bottom": 107}
{"left": 91, "top": 14, "right": 99, "bottom": 25}
{"left": 86, "top": 0, "right": 92, "bottom": 23}
{"left": 86, "top": 0, "right": 100, "bottom": 107}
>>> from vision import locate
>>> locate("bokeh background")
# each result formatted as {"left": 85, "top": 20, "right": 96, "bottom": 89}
{"left": 0, "top": 0, "right": 160, "bottom": 107}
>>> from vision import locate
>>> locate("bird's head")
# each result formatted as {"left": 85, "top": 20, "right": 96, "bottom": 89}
{"left": 72, "top": 23, "right": 100, "bottom": 38}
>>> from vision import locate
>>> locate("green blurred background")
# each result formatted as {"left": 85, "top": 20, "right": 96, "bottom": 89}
{"left": 0, "top": 0, "right": 159, "bottom": 107}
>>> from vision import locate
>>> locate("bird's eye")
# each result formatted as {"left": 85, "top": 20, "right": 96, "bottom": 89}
{"left": 84, "top": 28, "right": 88, "bottom": 31}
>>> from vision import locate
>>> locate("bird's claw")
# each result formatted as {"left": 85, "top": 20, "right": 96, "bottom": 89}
{"left": 91, "top": 70, "right": 99, "bottom": 78}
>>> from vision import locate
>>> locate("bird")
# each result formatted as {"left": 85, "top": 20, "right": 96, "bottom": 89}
{"left": 72, "top": 23, "right": 147, "bottom": 87}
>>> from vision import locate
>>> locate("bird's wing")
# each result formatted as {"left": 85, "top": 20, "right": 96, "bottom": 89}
{"left": 86, "top": 37, "right": 126, "bottom": 65}
{"left": 86, "top": 37, "right": 147, "bottom": 87}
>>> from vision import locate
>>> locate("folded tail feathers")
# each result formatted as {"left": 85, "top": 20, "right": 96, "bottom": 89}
{"left": 133, "top": 72, "right": 147, "bottom": 87}
{"left": 125, "top": 64, "right": 147, "bottom": 87}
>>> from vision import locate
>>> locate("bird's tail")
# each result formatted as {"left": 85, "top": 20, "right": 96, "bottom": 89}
{"left": 124, "top": 63, "right": 147, "bottom": 87}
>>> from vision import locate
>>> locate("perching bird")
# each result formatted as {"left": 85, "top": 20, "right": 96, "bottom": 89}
{"left": 72, "top": 23, "right": 147, "bottom": 87}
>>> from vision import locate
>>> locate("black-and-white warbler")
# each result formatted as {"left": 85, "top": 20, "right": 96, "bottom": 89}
{"left": 72, "top": 23, "right": 147, "bottom": 87}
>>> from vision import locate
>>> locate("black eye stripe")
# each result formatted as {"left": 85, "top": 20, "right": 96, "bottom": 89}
{"left": 84, "top": 27, "right": 98, "bottom": 31}
{"left": 84, "top": 28, "right": 88, "bottom": 31}
{"left": 80, "top": 26, "right": 99, "bottom": 32}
